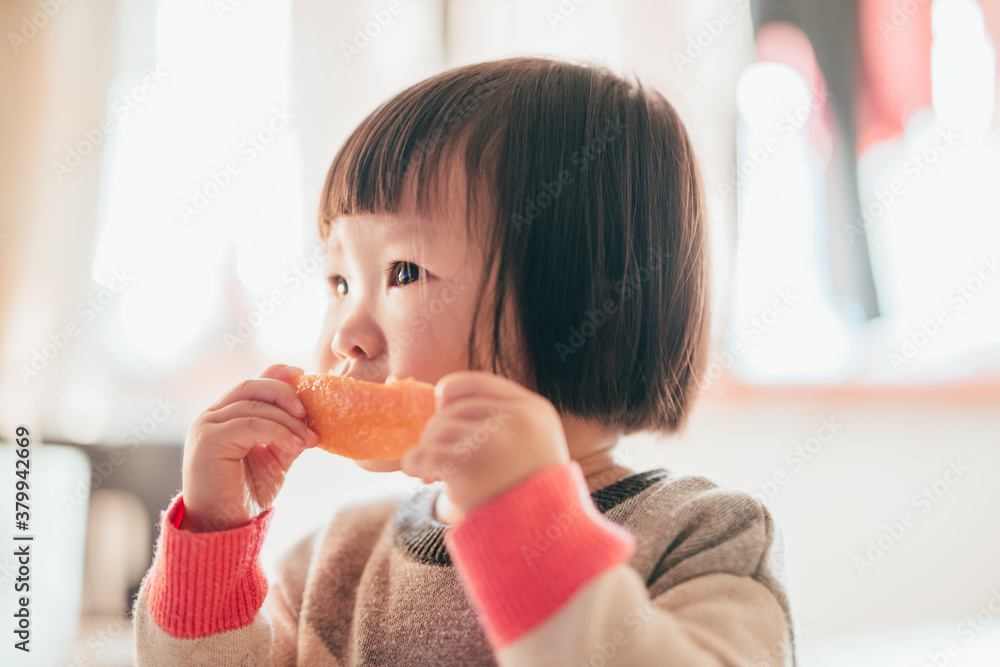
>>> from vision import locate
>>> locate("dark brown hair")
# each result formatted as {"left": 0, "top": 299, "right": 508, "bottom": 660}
{"left": 319, "top": 56, "right": 709, "bottom": 435}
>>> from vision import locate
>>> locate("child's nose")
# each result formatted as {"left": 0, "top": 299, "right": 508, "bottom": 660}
{"left": 330, "top": 310, "right": 383, "bottom": 362}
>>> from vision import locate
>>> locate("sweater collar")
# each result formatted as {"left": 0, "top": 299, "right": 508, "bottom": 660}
{"left": 393, "top": 467, "right": 669, "bottom": 567}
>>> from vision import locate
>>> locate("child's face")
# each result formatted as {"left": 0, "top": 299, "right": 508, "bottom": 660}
{"left": 313, "top": 164, "right": 517, "bottom": 471}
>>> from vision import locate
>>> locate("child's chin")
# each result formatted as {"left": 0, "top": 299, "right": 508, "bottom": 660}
{"left": 353, "top": 459, "right": 402, "bottom": 473}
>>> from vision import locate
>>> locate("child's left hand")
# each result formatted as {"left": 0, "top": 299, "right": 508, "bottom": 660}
{"left": 400, "top": 370, "right": 570, "bottom": 514}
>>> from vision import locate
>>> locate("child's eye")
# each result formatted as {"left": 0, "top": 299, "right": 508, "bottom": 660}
{"left": 328, "top": 275, "right": 348, "bottom": 297}
{"left": 388, "top": 261, "right": 421, "bottom": 287}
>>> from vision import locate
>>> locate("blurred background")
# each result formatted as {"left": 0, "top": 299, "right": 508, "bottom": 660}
{"left": 1, "top": 0, "right": 999, "bottom": 664}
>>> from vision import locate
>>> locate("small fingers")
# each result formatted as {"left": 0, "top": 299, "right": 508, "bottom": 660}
{"left": 209, "top": 400, "right": 320, "bottom": 446}
{"left": 431, "top": 396, "right": 511, "bottom": 425}
{"left": 248, "top": 438, "right": 305, "bottom": 482}
{"left": 260, "top": 364, "right": 305, "bottom": 383}
{"left": 400, "top": 444, "right": 436, "bottom": 483}
{"left": 434, "top": 371, "right": 525, "bottom": 409}
{"left": 209, "top": 369, "right": 308, "bottom": 419}
{"left": 401, "top": 435, "right": 459, "bottom": 484}
{"left": 208, "top": 415, "right": 313, "bottom": 462}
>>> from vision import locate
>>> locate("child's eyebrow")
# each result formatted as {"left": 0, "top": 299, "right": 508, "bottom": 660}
{"left": 325, "top": 215, "right": 442, "bottom": 254}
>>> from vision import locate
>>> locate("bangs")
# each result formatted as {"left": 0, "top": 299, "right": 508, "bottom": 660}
{"left": 317, "top": 69, "right": 505, "bottom": 245}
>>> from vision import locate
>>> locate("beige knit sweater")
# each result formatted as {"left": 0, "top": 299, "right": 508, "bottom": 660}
{"left": 132, "top": 464, "right": 797, "bottom": 666}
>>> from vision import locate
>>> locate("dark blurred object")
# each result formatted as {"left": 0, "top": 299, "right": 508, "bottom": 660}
{"left": 61, "top": 441, "right": 183, "bottom": 611}
{"left": 750, "top": 0, "right": 882, "bottom": 320}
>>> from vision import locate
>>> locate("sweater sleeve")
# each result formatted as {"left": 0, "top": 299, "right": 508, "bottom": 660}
{"left": 131, "top": 493, "right": 315, "bottom": 666}
{"left": 444, "top": 461, "right": 795, "bottom": 667}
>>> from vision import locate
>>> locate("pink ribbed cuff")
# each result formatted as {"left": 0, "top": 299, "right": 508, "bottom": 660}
{"left": 445, "top": 461, "right": 636, "bottom": 648}
{"left": 146, "top": 493, "right": 274, "bottom": 639}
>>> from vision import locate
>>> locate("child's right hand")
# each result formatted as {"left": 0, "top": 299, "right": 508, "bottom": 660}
{"left": 179, "top": 364, "right": 321, "bottom": 533}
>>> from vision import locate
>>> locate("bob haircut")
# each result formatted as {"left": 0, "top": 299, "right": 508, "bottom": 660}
{"left": 319, "top": 56, "right": 710, "bottom": 436}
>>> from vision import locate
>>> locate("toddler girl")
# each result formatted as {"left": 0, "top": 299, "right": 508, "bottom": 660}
{"left": 133, "top": 56, "right": 796, "bottom": 666}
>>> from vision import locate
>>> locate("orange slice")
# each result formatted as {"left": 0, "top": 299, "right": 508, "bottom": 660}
{"left": 293, "top": 374, "right": 436, "bottom": 460}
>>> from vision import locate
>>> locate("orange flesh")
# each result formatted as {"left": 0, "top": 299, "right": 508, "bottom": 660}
{"left": 293, "top": 374, "right": 436, "bottom": 460}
